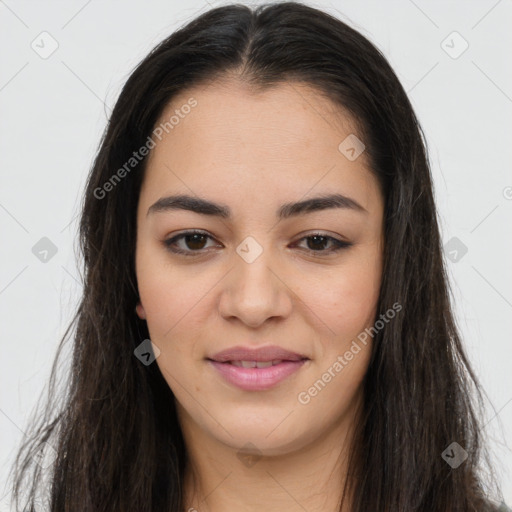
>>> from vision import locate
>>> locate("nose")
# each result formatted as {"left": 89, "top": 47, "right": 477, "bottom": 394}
{"left": 218, "top": 247, "right": 293, "bottom": 328}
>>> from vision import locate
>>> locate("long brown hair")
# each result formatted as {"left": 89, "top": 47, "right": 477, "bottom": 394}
{"left": 9, "top": 2, "right": 503, "bottom": 510}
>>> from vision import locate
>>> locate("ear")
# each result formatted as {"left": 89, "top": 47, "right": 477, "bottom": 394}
{"left": 135, "top": 302, "right": 146, "bottom": 320}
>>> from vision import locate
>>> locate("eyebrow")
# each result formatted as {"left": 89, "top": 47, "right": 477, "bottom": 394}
{"left": 147, "top": 192, "right": 367, "bottom": 219}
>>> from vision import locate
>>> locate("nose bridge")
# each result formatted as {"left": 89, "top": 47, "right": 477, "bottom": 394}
{"left": 218, "top": 235, "right": 292, "bottom": 326}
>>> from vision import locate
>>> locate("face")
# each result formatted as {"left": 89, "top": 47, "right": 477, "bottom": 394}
{"left": 135, "top": 80, "right": 384, "bottom": 456}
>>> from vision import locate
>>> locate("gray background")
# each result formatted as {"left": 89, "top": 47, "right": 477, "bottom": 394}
{"left": 1, "top": 0, "right": 511, "bottom": 506}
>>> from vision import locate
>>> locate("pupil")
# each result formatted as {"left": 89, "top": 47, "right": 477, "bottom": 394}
{"left": 308, "top": 235, "right": 327, "bottom": 251}
{"left": 186, "top": 234, "right": 206, "bottom": 250}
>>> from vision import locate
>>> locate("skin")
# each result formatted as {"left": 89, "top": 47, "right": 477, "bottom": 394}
{"left": 135, "top": 79, "right": 384, "bottom": 512}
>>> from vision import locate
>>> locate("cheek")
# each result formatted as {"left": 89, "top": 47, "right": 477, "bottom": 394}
{"left": 298, "top": 259, "right": 381, "bottom": 340}
{"left": 297, "top": 261, "right": 379, "bottom": 416}
{"left": 135, "top": 248, "right": 223, "bottom": 364}
{"left": 136, "top": 246, "right": 185, "bottom": 344}
{"left": 136, "top": 266, "right": 205, "bottom": 387}
{"left": 138, "top": 275, "right": 206, "bottom": 344}
{"left": 339, "top": 266, "right": 380, "bottom": 324}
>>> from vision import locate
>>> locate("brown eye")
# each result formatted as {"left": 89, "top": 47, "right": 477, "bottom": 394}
{"left": 163, "top": 231, "right": 219, "bottom": 256}
{"left": 181, "top": 233, "right": 208, "bottom": 250}
{"left": 294, "top": 234, "right": 352, "bottom": 255}
{"left": 163, "top": 231, "right": 352, "bottom": 257}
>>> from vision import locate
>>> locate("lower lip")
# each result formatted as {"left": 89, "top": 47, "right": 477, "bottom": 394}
{"left": 208, "top": 360, "right": 307, "bottom": 391}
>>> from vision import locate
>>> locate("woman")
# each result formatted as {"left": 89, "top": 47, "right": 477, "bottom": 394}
{"left": 9, "top": 2, "right": 506, "bottom": 511}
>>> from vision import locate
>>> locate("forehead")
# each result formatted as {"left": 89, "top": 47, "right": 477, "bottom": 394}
{"left": 151, "top": 78, "right": 360, "bottom": 159}
{"left": 140, "top": 79, "right": 379, "bottom": 215}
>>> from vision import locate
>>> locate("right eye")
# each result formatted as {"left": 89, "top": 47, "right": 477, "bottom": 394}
{"left": 163, "top": 230, "right": 220, "bottom": 256}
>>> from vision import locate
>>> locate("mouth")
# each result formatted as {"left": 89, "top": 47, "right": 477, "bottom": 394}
{"left": 206, "top": 345, "right": 309, "bottom": 391}
{"left": 207, "top": 358, "right": 309, "bottom": 391}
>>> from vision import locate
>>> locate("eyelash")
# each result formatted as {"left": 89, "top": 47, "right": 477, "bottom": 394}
{"left": 163, "top": 230, "right": 353, "bottom": 257}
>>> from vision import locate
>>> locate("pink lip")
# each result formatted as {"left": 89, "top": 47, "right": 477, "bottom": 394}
{"left": 209, "top": 345, "right": 307, "bottom": 363}
{"left": 208, "top": 360, "right": 307, "bottom": 391}
{"left": 207, "top": 345, "right": 309, "bottom": 391}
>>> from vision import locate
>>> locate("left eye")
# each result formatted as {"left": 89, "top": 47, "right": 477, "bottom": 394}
{"left": 163, "top": 231, "right": 352, "bottom": 256}
{"left": 295, "top": 234, "right": 352, "bottom": 254}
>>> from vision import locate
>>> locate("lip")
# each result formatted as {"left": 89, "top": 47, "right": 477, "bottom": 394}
{"left": 208, "top": 360, "right": 307, "bottom": 391}
{"left": 207, "top": 345, "right": 309, "bottom": 391}
{"left": 208, "top": 345, "right": 308, "bottom": 363}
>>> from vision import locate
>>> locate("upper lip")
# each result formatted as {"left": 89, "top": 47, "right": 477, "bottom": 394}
{"left": 208, "top": 345, "right": 309, "bottom": 363}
